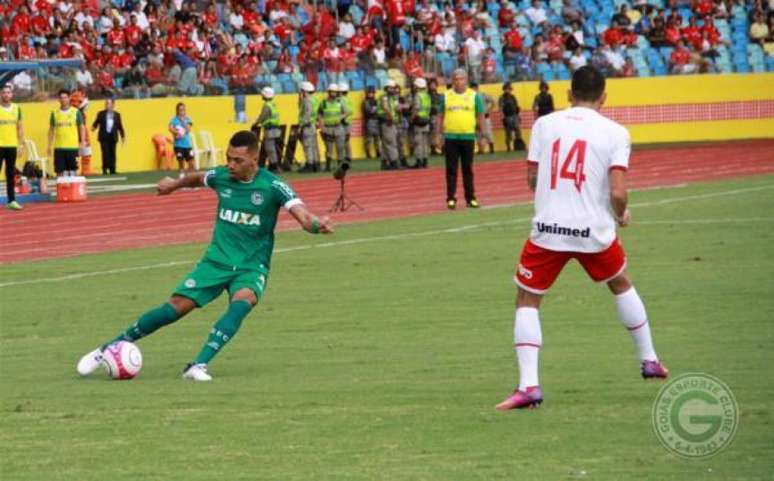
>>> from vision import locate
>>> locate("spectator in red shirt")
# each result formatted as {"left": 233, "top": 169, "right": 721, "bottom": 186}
{"left": 274, "top": 16, "right": 296, "bottom": 46}
{"left": 701, "top": 16, "right": 722, "bottom": 45}
{"left": 670, "top": 40, "right": 696, "bottom": 73}
{"left": 503, "top": 22, "right": 524, "bottom": 63}
{"left": 11, "top": 5, "right": 32, "bottom": 35}
{"left": 202, "top": 4, "right": 219, "bottom": 28}
{"left": 30, "top": 12, "right": 50, "bottom": 36}
{"left": 498, "top": 1, "right": 516, "bottom": 28}
{"left": 323, "top": 37, "right": 343, "bottom": 72}
{"left": 603, "top": 21, "right": 624, "bottom": 46}
{"left": 481, "top": 47, "right": 498, "bottom": 83}
{"left": 96, "top": 67, "right": 115, "bottom": 96}
{"left": 665, "top": 19, "right": 682, "bottom": 45}
{"left": 546, "top": 24, "right": 566, "bottom": 61}
{"left": 681, "top": 17, "right": 702, "bottom": 46}
{"left": 693, "top": 0, "right": 714, "bottom": 17}
{"left": 125, "top": 15, "right": 143, "bottom": 47}
{"left": 385, "top": 0, "right": 407, "bottom": 45}
{"left": 107, "top": 19, "right": 126, "bottom": 48}
{"left": 17, "top": 35, "right": 35, "bottom": 60}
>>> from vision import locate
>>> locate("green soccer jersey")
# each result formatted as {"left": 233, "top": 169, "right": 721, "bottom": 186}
{"left": 203, "top": 166, "right": 301, "bottom": 272}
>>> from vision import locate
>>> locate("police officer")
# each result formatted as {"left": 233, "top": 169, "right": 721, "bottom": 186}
{"left": 410, "top": 78, "right": 432, "bottom": 169}
{"left": 498, "top": 82, "right": 524, "bottom": 151}
{"left": 339, "top": 82, "right": 354, "bottom": 165}
{"left": 377, "top": 80, "right": 400, "bottom": 170}
{"left": 298, "top": 81, "right": 321, "bottom": 173}
{"left": 255, "top": 86, "right": 281, "bottom": 171}
{"left": 317, "top": 83, "right": 349, "bottom": 172}
{"left": 397, "top": 87, "right": 413, "bottom": 169}
{"left": 471, "top": 82, "right": 495, "bottom": 155}
{"left": 428, "top": 78, "right": 443, "bottom": 156}
{"left": 362, "top": 86, "right": 381, "bottom": 160}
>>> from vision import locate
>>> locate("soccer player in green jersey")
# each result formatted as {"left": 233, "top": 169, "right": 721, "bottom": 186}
{"left": 77, "top": 131, "right": 333, "bottom": 381}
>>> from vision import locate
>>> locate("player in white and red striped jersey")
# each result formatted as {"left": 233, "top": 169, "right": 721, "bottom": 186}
{"left": 496, "top": 66, "right": 668, "bottom": 411}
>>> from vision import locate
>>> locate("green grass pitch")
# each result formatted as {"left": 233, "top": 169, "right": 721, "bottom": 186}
{"left": 1, "top": 175, "right": 773, "bottom": 480}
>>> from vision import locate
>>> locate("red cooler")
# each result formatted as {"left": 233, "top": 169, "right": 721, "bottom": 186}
{"left": 56, "top": 176, "right": 88, "bottom": 202}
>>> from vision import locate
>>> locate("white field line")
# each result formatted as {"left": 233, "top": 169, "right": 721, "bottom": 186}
{"left": 1, "top": 184, "right": 772, "bottom": 289}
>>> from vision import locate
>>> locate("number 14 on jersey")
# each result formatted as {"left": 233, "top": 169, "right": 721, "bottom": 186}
{"left": 550, "top": 139, "right": 587, "bottom": 193}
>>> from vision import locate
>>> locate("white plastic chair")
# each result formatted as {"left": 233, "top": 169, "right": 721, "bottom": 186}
{"left": 24, "top": 139, "right": 49, "bottom": 177}
{"left": 199, "top": 131, "right": 224, "bottom": 168}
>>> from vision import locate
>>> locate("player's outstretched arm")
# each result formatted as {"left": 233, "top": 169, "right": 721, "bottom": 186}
{"left": 157, "top": 172, "right": 206, "bottom": 195}
{"left": 609, "top": 168, "right": 631, "bottom": 227}
{"left": 289, "top": 204, "right": 334, "bottom": 234}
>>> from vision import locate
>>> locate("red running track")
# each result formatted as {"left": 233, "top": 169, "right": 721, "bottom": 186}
{"left": 1, "top": 140, "right": 773, "bottom": 264}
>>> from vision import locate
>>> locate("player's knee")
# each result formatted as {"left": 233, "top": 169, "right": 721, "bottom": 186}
{"left": 516, "top": 288, "right": 542, "bottom": 308}
{"left": 231, "top": 289, "right": 258, "bottom": 306}
{"left": 607, "top": 272, "right": 632, "bottom": 295}
{"left": 168, "top": 295, "right": 196, "bottom": 316}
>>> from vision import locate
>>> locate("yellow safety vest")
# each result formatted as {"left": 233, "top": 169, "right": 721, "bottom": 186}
{"left": 52, "top": 107, "right": 80, "bottom": 149}
{"left": 0, "top": 103, "right": 21, "bottom": 147}
{"left": 443, "top": 89, "right": 477, "bottom": 136}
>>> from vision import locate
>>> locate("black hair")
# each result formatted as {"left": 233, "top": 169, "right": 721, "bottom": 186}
{"left": 571, "top": 65, "right": 606, "bottom": 102}
{"left": 58, "top": 88, "right": 71, "bottom": 97}
{"left": 470, "top": 82, "right": 479, "bottom": 88}
{"left": 229, "top": 130, "right": 259, "bottom": 152}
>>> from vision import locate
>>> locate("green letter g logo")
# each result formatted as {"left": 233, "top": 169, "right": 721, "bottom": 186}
{"left": 671, "top": 390, "right": 722, "bottom": 443}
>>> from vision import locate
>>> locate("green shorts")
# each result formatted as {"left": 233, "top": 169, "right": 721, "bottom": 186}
{"left": 173, "top": 260, "right": 268, "bottom": 307}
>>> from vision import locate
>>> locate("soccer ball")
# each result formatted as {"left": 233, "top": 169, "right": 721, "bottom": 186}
{"left": 174, "top": 125, "right": 186, "bottom": 139}
{"left": 102, "top": 341, "right": 143, "bottom": 380}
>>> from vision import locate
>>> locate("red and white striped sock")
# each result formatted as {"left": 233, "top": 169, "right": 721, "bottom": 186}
{"left": 615, "top": 287, "right": 658, "bottom": 362}
{"left": 514, "top": 307, "right": 542, "bottom": 391}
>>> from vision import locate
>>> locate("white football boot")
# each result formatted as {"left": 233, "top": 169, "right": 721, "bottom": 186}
{"left": 77, "top": 348, "right": 105, "bottom": 376}
{"left": 182, "top": 363, "right": 212, "bottom": 381}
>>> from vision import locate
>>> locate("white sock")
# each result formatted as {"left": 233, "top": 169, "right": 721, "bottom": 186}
{"left": 615, "top": 287, "right": 658, "bottom": 362}
{"left": 514, "top": 307, "right": 542, "bottom": 391}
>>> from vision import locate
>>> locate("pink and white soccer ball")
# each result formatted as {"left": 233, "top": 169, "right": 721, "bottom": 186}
{"left": 102, "top": 341, "right": 143, "bottom": 380}
{"left": 174, "top": 125, "right": 186, "bottom": 139}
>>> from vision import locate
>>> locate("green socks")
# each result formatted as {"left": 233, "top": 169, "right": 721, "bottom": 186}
{"left": 104, "top": 303, "right": 179, "bottom": 348}
{"left": 193, "top": 300, "right": 253, "bottom": 365}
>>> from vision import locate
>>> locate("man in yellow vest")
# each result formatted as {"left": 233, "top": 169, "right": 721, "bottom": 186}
{"left": 410, "top": 78, "right": 432, "bottom": 169}
{"left": 255, "top": 86, "right": 282, "bottom": 172}
{"left": 0, "top": 84, "right": 25, "bottom": 210}
{"left": 297, "top": 81, "right": 321, "bottom": 173}
{"left": 317, "top": 83, "right": 349, "bottom": 172}
{"left": 441, "top": 69, "right": 485, "bottom": 209}
{"left": 47, "top": 89, "right": 86, "bottom": 177}
{"left": 377, "top": 79, "right": 400, "bottom": 170}
{"left": 339, "top": 82, "right": 354, "bottom": 165}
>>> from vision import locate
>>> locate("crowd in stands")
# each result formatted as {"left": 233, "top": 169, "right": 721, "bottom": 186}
{"left": 0, "top": 0, "right": 772, "bottom": 99}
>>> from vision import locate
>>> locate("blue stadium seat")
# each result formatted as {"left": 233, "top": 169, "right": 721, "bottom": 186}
{"left": 282, "top": 80, "right": 296, "bottom": 93}
{"left": 735, "top": 62, "right": 751, "bottom": 73}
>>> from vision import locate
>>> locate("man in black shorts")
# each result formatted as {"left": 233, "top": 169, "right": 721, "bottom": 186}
{"left": 47, "top": 89, "right": 86, "bottom": 177}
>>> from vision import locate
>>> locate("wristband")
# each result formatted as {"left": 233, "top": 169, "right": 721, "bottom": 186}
{"left": 310, "top": 218, "right": 320, "bottom": 234}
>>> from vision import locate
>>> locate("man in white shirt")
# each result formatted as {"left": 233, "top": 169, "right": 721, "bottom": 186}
{"left": 496, "top": 66, "right": 668, "bottom": 410}
{"left": 569, "top": 47, "right": 587, "bottom": 71}
{"left": 602, "top": 44, "right": 626, "bottom": 75}
{"left": 525, "top": 0, "right": 548, "bottom": 25}
{"left": 464, "top": 31, "right": 487, "bottom": 82}
{"left": 434, "top": 31, "right": 456, "bottom": 53}
{"left": 75, "top": 65, "right": 94, "bottom": 91}
{"left": 12, "top": 71, "right": 33, "bottom": 98}
{"left": 338, "top": 14, "right": 356, "bottom": 39}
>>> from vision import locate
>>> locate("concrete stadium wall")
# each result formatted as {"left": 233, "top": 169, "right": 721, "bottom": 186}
{"left": 15, "top": 72, "right": 774, "bottom": 174}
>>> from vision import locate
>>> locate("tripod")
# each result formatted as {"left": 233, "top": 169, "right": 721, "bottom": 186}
{"left": 329, "top": 177, "right": 363, "bottom": 213}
